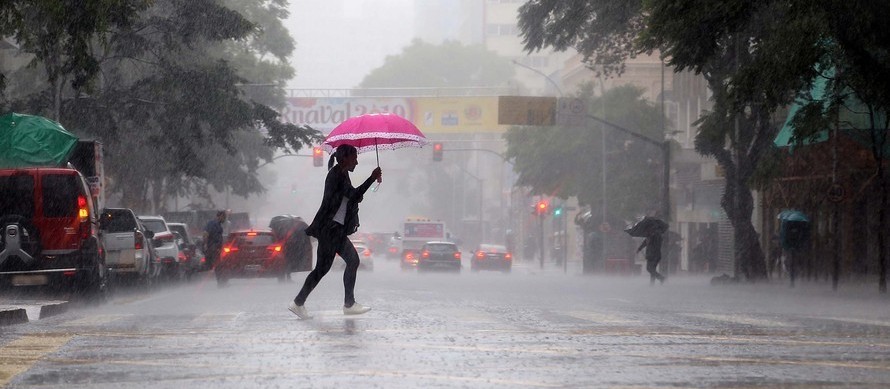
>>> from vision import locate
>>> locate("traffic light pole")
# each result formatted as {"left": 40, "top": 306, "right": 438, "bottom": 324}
{"left": 584, "top": 114, "right": 671, "bottom": 222}
{"left": 539, "top": 206, "right": 545, "bottom": 269}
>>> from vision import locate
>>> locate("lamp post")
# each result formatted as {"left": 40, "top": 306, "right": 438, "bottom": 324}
{"left": 584, "top": 114, "right": 671, "bottom": 223}
{"left": 511, "top": 60, "right": 564, "bottom": 97}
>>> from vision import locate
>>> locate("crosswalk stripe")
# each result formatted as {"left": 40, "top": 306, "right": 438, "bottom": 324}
{"left": 562, "top": 310, "right": 639, "bottom": 324}
{"left": 61, "top": 314, "right": 131, "bottom": 327}
{"left": 0, "top": 334, "right": 73, "bottom": 386}
{"left": 685, "top": 313, "right": 794, "bottom": 328}
{"left": 817, "top": 316, "right": 890, "bottom": 327}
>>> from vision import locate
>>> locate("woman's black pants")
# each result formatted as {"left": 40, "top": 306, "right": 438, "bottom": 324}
{"left": 294, "top": 222, "right": 360, "bottom": 307}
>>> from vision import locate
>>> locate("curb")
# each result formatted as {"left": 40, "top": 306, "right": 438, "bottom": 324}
{"left": 0, "top": 308, "right": 28, "bottom": 326}
{"left": 38, "top": 302, "right": 69, "bottom": 319}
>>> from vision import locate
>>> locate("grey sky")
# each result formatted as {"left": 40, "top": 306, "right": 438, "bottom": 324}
{"left": 285, "top": 0, "right": 416, "bottom": 89}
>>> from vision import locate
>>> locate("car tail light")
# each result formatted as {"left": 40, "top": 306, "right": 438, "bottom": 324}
{"left": 505, "top": 253, "right": 513, "bottom": 260}
{"left": 404, "top": 251, "right": 415, "bottom": 261}
{"left": 267, "top": 244, "right": 282, "bottom": 253}
{"left": 476, "top": 251, "right": 485, "bottom": 259}
{"left": 77, "top": 195, "right": 89, "bottom": 221}
{"left": 363, "top": 248, "right": 371, "bottom": 257}
{"left": 134, "top": 231, "right": 144, "bottom": 250}
{"left": 421, "top": 250, "right": 430, "bottom": 259}
{"left": 388, "top": 247, "right": 398, "bottom": 254}
{"left": 247, "top": 231, "right": 257, "bottom": 236}
{"left": 454, "top": 251, "right": 461, "bottom": 259}
{"left": 178, "top": 251, "right": 187, "bottom": 262}
{"left": 222, "top": 245, "right": 239, "bottom": 256}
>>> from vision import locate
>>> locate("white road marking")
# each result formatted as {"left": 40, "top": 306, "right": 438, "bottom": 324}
{"left": 685, "top": 313, "right": 794, "bottom": 328}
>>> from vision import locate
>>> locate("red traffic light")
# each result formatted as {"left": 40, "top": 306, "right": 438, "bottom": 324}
{"left": 312, "top": 146, "right": 324, "bottom": 167}
{"left": 432, "top": 142, "right": 443, "bottom": 161}
{"left": 536, "top": 200, "right": 549, "bottom": 215}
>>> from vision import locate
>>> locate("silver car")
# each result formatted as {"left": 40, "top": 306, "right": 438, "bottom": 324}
{"left": 99, "top": 208, "right": 158, "bottom": 286}
{"left": 138, "top": 215, "right": 184, "bottom": 281}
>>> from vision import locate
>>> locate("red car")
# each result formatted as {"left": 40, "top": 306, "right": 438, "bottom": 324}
{"left": 214, "top": 229, "right": 285, "bottom": 287}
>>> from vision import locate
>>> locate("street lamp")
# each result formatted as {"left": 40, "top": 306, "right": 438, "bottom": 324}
{"left": 511, "top": 60, "right": 564, "bottom": 97}
{"left": 585, "top": 114, "right": 672, "bottom": 222}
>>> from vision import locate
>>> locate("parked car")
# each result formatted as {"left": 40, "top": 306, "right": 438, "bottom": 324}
{"left": 99, "top": 208, "right": 158, "bottom": 286}
{"left": 166, "top": 222, "right": 203, "bottom": 279}
{"left": 138, "top": 215, "right": 183, "bottom": 281}
{"left": 471, "top": 244, "right": 513, "bottom": 273}
{"left": 333, "top": 240, "right": 374, "bottom": 271}
{"left": 214, "top": 229, "right": 286, "bottom": 287}
{"left": 417, "top": 241, "right": 462, "bottom": 272}
{"left": 0, "top": 167, "right": 107, "bottom": 300}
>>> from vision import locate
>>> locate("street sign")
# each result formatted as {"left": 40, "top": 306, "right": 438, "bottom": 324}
{"left": 497, "top": 96, "right": 557, "bottom": 126}
{"left": 556, "top": 98, "right": 588, "bottom": 127}
{"left": 827, "top": 183, "right": 846, "bottom": 203}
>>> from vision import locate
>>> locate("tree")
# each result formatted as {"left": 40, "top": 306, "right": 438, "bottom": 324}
{"left": 0, "top": 0, "right": 150, "bottom": 120}
{"left": 359, "top": 39, "right": 515, "bottom": 89}
{"left": 3, "top": 0, "right": 322, "bottom": 212}
{"left": 518, "top": 0, "right": 833, "bottom": 281}
{"left": 785, "top": 1, "right": 890, "bottom": 292}
{"left": 504, "top": 85, "right": 665, "bottom": 222}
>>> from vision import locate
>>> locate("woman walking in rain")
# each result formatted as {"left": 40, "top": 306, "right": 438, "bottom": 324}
{"left": 288, "top": 144, "right": 382, "bottom": 319}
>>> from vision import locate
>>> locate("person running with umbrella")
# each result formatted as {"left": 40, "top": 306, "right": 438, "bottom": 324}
{"left": 626, "top": 216, "right": 668, "bottom": 285}
{"left": 288, "top": 144, "right": 381, "bottom": 319}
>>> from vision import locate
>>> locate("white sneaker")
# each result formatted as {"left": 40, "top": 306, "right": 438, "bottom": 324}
{"left": 343, "top": 302, "right": 371, "bottom": 315}
{"left": 288, "top": 302, "right": 311, "bottom": 319}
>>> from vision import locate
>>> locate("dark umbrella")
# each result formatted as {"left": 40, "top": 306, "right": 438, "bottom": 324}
{"left": 624, "top": 216, "right": 668, "bottom": 238}
{"left": 269, "top": 215, "right": 297, "bottom": 240}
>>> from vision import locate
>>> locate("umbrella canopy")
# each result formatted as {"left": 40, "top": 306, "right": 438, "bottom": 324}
{"left": 323, "top": 112, "right": 428, "bottom": 156}
{"left": 777, "top": 209, "right": 809, "bottom": 222}
{"left": 624, "top": 216, "right": 668, "bottom": 238}
{"left": 0, "top": 112, "right": 78, "bottom": 168}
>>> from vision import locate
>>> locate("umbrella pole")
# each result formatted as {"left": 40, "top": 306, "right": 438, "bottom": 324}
{"left": 375, "top": 140, "right": 379, "bottom": 167}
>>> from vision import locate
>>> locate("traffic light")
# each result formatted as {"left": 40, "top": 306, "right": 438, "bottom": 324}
{"left": 553, "top": 206, "right": 563, "bottom": 217}
{"left": 432, "top": 142, "right": 443, "bottom": 161}
{"left": 535, "top": 200, "right": 549, "bottom": 216}
{"left": 312, "top": 146, "right": 323, "bottom": 167}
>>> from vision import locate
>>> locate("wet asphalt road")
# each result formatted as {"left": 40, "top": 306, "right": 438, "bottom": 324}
{"left": 2, "top": 257, "right": 890, "bottom": 388}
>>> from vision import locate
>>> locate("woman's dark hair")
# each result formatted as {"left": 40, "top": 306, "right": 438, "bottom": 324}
{"left": 328, "top": 144, "right": 357, "bottom": 170}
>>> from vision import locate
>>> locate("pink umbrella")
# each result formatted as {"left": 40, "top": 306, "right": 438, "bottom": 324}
{"left": 323, "top": 112, "right": 428, "bottom": 166}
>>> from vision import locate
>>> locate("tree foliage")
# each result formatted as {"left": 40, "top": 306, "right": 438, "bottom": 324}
{"left": 359, "top": 39, "right": 515, "bottom": 88}
{"left": 1, "top": 0, "right": 322, "bottom": 212}
{"left": 505, "top": 85, "right": 665, "bottom": 222}
{"left": 0, "top": 0, "right": 150, "bottom": 119}
{"left": 516, "top": 0, "right": 854, "bottom": 280}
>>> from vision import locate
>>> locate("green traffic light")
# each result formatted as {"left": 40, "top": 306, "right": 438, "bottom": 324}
{"left": 553, "top": 208, "right": 562, "bottom": 216}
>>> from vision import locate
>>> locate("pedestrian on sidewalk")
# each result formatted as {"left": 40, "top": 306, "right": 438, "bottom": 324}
{"left": 637, "top": 231, "right": 665, "bottom": 285}
{"left": 288, "top": 144, "right": 382, "bottom": 320}
{"left": 202, "top": 211, "right": 226, "bottom": 270}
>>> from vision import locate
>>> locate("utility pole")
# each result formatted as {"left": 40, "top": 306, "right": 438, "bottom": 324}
{"left": 584, "top": 114, "right": 671, "bottom": 224}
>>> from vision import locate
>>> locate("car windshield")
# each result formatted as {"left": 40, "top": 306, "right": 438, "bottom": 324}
{"left": 479, "top": 244, "right": 507, "bottom": 252}
{"left": 426, "top": 243, "right": 456, "bottom": 252}
{"left": 232, "top": 233, "right": 274, "bottom": 246}
{"left": 169, "top": 225, "right": 189, "bottom": 243}
{"left": 141, "top": 219, "right": 167, "bottom": 233}
{"left": 0, "top": 174, "right": 34, "bottom": 219}
{"left": 99, "top": 210, "right": 137, "bottom": 232}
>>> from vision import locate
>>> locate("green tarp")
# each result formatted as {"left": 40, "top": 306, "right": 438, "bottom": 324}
{"left": 0, "top": 112, "right": 78, "bottom": 168}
